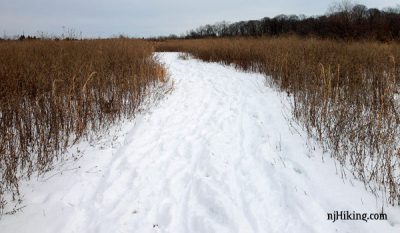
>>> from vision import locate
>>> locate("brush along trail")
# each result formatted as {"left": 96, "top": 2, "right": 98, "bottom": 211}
{"left": 1, "top": 53, "right": 400, "bottom": 233}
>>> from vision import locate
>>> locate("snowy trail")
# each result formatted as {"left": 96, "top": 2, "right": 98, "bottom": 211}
{"left": 1, "top": 52, "right": 400, "bottom": 233}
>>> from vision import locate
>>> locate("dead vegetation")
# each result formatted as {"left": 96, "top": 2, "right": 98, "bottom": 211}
{"left": 156, "top": 37, "right": 400, "bottom": 205}
{"left": 0, "top": 39, "right": 167, "bottom": 213}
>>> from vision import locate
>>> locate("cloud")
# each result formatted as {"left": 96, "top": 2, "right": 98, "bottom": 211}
{"left": 0, "top": 0, "right": 398, "bottom": 37}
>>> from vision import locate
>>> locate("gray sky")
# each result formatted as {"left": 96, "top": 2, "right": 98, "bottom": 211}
{"left": 0, "top": 0, "right": 398, "bottom": 38}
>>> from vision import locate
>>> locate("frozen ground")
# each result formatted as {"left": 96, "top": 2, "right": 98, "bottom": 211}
{"left": 1, "top": 52, "right": 400, "bottom": 233}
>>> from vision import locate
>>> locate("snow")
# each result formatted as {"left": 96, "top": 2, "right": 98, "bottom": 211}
{"left": 1, "top": 52, "right": 400, "bottom": 233}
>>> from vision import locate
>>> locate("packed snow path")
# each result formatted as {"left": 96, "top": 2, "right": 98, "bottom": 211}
{"left": 1, "top": 53, "right": 400, "bottom": 233}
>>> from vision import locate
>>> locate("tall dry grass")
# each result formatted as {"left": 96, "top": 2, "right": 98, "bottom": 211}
{"left": 0, "top": 39, "right": 167, "bottom": 213}
{"left": 157, "top": 37, "right": 400, "bottom": 205}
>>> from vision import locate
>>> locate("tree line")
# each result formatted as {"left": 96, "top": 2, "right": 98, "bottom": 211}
{"left": 158, "top": 2, "right": 400, "bottom": 41}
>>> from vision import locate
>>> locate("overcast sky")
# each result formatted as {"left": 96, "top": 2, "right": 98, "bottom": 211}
{"left": 0, "top": 0, "right": 398, "bottom": 38}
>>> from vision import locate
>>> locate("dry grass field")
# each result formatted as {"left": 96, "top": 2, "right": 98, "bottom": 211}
{"left": 157, "top": 37, "right": 400, "bottom": 205}
{"left": 0, "top": 39, "right": 167, "bottom": 212}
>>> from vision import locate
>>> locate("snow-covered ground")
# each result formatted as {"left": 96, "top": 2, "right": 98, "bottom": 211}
{"left": 1, "top": 52, "right": 400, "bottom": 233}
